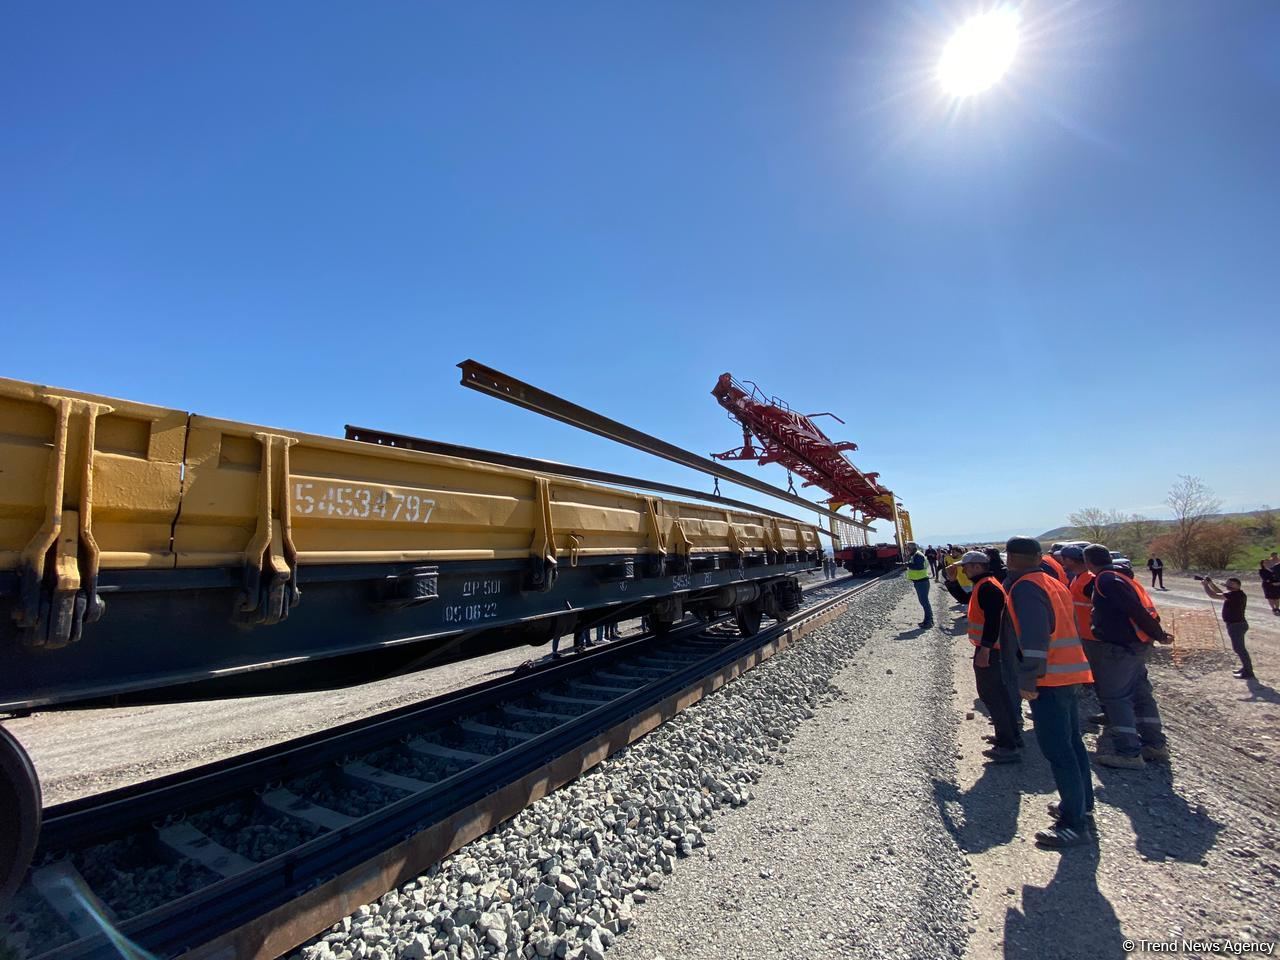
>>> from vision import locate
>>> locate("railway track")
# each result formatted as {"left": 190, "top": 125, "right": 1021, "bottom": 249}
{"left": 2, "top": 573, "right": 888, "bottom": 960}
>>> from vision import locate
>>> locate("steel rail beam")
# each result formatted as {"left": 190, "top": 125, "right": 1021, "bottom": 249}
{"left": 456, "top": 359, "right": 871, "bottom": 530}
{"left": 343, "top": 425, "right": 843, "bottom": 537}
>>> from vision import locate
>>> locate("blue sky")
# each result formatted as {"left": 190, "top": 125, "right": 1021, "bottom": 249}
{"left": 4, "top": 2, "right": 1278, "bottom": 545}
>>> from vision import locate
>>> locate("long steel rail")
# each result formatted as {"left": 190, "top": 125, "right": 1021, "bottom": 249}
{"left": 5, "top": 574, "right": 888, "bottom": 960}
{"left": 343, "top": 425, "right": 842, "bottom": 537}
{"left": 456, "top": 359, "right": 871, "bottom": 530}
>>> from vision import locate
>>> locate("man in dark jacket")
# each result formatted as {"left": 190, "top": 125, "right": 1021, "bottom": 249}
{"left": 1001, "top": 537, "right": 1094, "bottom": 848}
{"left": 945, "top": 551, "right": 1022, "bottom": 760}
{"left": 1202, "top": 576, "right": 1253, "bottom": 678}
{"left": 1084, "top": 544, "right": 1172, "bottom": 769}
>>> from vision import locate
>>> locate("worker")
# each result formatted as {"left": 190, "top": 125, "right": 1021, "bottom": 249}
{"left": 985, "top": 547, "right": 1007, "bottom": 579}
{"left": 926, "top": 545, "right": 939, "bottom": 579}
{"left": 1058, "top": 545, "right": 1107, "bottom": 727}
{"left": 904, "top": 541, "right": 933, "bottom": 628}
{"left": 552, "top": 626, "right": 592, "bottom": 656}
{"left": 1002, "top": 537, "right": 1095, "bottom": 849}
{"left": 945, "top": 550, "right": 1021, "bottom": 761}
{"left": 942, "top": 546, "right": 972, "bottom": 593}
{"left": 1058, "top": 546, "right": 1095, "bottom": 642}
{"left": 1201, "top": 576, "right": 1254, "bottom": 679}
{"left": 1114, "top": 561, "right": 1163, "bottom": 643}
{"left": 1083, "top": 544, "right": 1172, "bottom": 768}
{"left": 1040, "top": 549, "right": 1068, "bottom": 585}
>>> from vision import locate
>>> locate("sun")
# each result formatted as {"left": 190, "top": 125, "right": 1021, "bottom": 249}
{"left": 938, "top": 9, "right": 1021, "bottom": 97}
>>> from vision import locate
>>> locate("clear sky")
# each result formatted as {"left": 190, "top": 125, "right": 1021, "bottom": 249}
{"left": 4, "top": 2, "right": 1278, "bottom": 545}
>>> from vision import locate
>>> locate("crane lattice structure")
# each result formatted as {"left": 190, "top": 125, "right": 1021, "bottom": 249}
{"left": 709, "top": 373, "right": 900, "bottom": 525}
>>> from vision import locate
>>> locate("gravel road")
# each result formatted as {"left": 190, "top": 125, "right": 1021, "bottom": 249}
{"left": 933, "top": 577, "right": 1280, "bottom": 959}
{"left": 606, "top": 581, "right": 969, "bottom": 960}
{"left": 285, "top": 579, "right": 920, "bottom": 960}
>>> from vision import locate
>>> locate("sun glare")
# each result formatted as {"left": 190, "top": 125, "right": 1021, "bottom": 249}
{"left": 938, "top": 9, "right": 1020, "bottom": 97}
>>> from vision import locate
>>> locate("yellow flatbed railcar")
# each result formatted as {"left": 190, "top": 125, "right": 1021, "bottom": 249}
{"left": 0, "top": 376, "right": 822, "bottom": 712}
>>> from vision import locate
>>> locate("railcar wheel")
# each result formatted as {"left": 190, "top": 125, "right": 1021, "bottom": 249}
{"left": 0, "top": 725, "right": 40, "bottom": 908}
{"left": 734, "top": 602, "right": 763, "bottom": 638}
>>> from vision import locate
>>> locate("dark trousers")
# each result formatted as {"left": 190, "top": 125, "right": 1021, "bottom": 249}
{"left": 1090, "top": 642, "right": 1166, "bottom": 756}
{"left": 975, "top": 645, "right": 1022, "bottom": 749}
{"left": 1227, "top": 621, "right": 1253, "bottom": 675}
{"left": 911, "top": 577, "right": 933, "bottom": 623}
{"left": 1029, "top": 685, "right": 1094, "bottom": 828}
{"left": 998, "top": 636, "right": 1025, "bottom": 742}
{"left": 1150, "top": 568, "right": 1164, "bottom": 589}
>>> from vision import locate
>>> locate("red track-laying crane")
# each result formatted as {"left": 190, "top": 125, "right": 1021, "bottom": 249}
{"left": 709, "top": 373, "right": 897, "bottom": 522}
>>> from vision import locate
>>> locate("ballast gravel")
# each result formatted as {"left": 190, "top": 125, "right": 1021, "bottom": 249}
{"left": 291, "top": 577, "right": 967, "bottom": 960}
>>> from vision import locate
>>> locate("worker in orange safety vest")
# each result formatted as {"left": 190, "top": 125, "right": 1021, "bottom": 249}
{"left": 1040, "top": 550, "right": 1069, "bottom": 585}
{"left": 943, "top": 551, "right": 1022, "bottom": 761}
{"left": 1058, "top": 545, "right": 1108, "bottom": 729}
{"left": 1000, "top": 536, "right": 1096, "bottom": 849}
{"left": 1084, "top": 544, "right": 1172, "bottom": 771}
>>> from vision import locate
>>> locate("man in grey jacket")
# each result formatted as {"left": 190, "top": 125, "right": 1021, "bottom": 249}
{"left": 1001, "top": 537, "right": 1096, "bottom": 848}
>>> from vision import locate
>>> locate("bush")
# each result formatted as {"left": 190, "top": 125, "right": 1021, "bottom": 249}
{"left": 1192, "top": 522, "right": 1247, "bottom": 571}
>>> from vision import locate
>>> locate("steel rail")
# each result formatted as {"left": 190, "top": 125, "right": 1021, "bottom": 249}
{"left": 19, "top": 574, "right": 887, "bottom": 960}
{"left": 456, "top": 360, "right": 871, "bottom": 530}
{"left": 343, "top": 424, "right": 841, "bottom": 537}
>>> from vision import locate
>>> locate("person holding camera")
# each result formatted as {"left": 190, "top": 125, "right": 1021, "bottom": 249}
{"left": 1200, "top": 575, "right": 1254, "bottom": 679}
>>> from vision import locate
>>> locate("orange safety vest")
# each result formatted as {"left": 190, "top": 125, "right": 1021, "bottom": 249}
{"left": 1040, "top": 554, "right": 1068, "bottom": 585}
{"left": 1121, "top": 573, "right": 1162, "bottom": 643}
{"left": 1068, "top": 571, "right": 1096, "bottom": 641}
{"left": 966, "top": 577, "right": 1008, "bottom": 649}
{"left": 1006, "top": 571, "right": 1093, "bottom": 687}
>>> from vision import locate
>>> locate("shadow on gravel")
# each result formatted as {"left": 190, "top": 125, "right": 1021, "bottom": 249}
{"left": 932, "top": 749, "right": 1057, "bottom": 853}
{"left": 1003, "top": 851, "right": 1125, "bottom": 960}
{"left": 1240, "top": 678, "right": 1280, "bottom": 704}
{"left": 894, "top": 626, "right": 930, "bottom": 641}
{"left": 1093, "top": 765, "right": 1223, "bottom": 864}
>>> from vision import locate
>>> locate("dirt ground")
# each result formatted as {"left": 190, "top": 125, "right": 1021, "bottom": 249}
{"left": 937, "top": 574, "right": 1280, "bottom": 958}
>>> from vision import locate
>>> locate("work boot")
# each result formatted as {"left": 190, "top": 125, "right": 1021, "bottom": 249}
{"left": 1095, "top": 752, "right": 1145, "bottom": 770}
{"left": 1034, "top": 823, "right": 1092, "bottom": 849}
{"left": 1141, "top": 744, "right": 1171, "bottom": 762}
